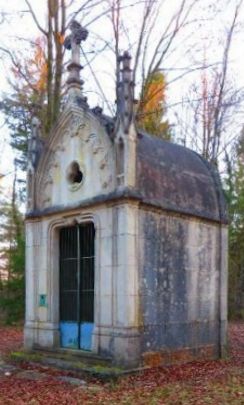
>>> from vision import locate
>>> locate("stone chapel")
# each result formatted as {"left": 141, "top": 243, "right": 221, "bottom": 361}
{"left": 24, "top": 21, "right": 228, "bottom": 368}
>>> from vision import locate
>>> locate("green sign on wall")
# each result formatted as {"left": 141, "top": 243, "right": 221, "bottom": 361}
{"left": 39, "top": 294, "right": 47, "bottom": 307}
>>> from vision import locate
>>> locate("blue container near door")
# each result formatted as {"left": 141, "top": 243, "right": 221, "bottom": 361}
{"left": 60, "top": 322, "right": 94, "bottom": 350}
{"left": 60, "top": 322, "right": 78, "bottom": 349}
{"left": 80, "top": 323, "right": 94, "bottom": 350}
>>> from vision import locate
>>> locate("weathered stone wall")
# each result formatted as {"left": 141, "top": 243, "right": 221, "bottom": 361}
{"left": 138, "top": 208, "right": 227, "bottom": 365}
{"left": 24, "top": 218, "right": 60, "bottom": 349}
{"left": 24, "top": 201, "right": 141, "bottom": 367}
{"left": 25, "top": 201, "right": 227, "bottom": 368}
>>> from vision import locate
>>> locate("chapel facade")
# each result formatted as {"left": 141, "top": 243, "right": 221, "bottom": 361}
{"left": 24, "top": 21, "right": 228, "bottom": 368}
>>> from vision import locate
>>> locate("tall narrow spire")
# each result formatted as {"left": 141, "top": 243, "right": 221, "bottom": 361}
{"left": 28, "top": 117, "right": 43, "bottom": 169}
{"left": 116, "top": 51, "right": 135, "bottom": 134}
{"left": 64, "top": 20, "right": 88, "bottom": 106}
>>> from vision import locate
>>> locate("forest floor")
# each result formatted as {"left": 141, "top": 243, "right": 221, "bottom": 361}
{"left": 0, "top": 323, "right": 243, "bottom": 404}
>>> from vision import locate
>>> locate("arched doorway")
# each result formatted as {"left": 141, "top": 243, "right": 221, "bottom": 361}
{"left": 59, "top": 222, "right": 95, "bottom": 350}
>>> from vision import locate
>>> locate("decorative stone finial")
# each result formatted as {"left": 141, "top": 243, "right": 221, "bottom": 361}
{"left": 91, "top": 106, "right": 115, "bottom": 137}
{"left": 64, "top": 20, "right": 88, "bottom": 105}
{"left": 116, "top": 51, "right": 134, "bottom": 134}
{"left": 28, "top": 117, "right": 43, "bottom": 169}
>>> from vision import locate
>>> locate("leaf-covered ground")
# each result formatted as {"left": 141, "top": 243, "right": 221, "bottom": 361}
{"left": 0, "top": 323, "right": 243, "bottom": 404}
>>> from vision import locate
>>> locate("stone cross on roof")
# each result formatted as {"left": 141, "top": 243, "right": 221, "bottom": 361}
{"left": 64, "top": 20, "right": 88, "bottom": 95}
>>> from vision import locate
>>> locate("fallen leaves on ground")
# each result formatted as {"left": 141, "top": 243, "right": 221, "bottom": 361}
{"left": 0, "top": 322, "right": 243, "bottom": 404}
{"left": 0, "top": 326, "right": 22, "bottom": 355}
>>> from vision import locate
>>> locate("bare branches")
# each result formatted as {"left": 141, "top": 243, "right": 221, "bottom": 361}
{"left": 141, "top": 3, "right": 160, "bottom": 85}
{"left": 172, "top": 0, "right": 244, "bottom": 163}
{"left": 148, "top": 0, "right": 204, "bottom": 80}
{"left": 0, "top": 46, "right": 37, "bottom": 93}
{"left": 68, "top": 0, "right": 100, "bottom": 25}
{"left": 25, "top": 0, "right": 47, "bottom": 36}
{"left": 103, "top": 0, "right": 208, "bottom": 123}
{"left": 133, "top": 0, "right": 156, "bottom": 83}
{"left": 61, "top": 0, "right": 66, "bottom": 35}
{"left": 110, "top": 0, "right": 121, "bottom": 102}
{"left": 0, "top": 0, "right": 243, "bottom": 165}
{"left": 81, "top": 48, "right": 115, "bottom": 115}
{"left": 211, "top": 0, "right": 242, "bottom": 160}
{"left": 147, "top": 0, "right": 187, "bottom": 77}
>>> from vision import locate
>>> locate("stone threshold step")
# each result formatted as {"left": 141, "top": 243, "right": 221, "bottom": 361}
{"left": 33, "top": 347, "right": 112, "bottom": 365}
{"left": 10, "top": 350, "right": 145, "bottom": 381}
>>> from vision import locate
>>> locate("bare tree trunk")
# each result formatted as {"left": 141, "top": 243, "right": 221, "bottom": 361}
{"left": 47, "top": 0, "right": 54, "bottom": 133}
{"left": 110, "top": 0, "right": 121, "bottom": 103}
{"left": 53, "top": 0, "right": 66, "bottom": 123}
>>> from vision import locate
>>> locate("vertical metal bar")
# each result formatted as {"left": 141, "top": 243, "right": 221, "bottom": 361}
{"left": 59, "top": 229, "right": 62, "bottom": 323}
{"left": 77, "top": 224, "right": 81, "bottom": 349}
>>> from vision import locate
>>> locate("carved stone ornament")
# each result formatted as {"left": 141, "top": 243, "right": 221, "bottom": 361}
{"left": 39, "top": 167, "right": 55, "bottom": 208}
{"left": 37, "top": 115, "right": 114, "bottom": 209}
{"left": 63, "top": 115, "right": 86, "bottom": 140}
{"left": 86, "top": 132, "right": 112, "bottom": 189}
{"left": 86, "top": 132, "right": 103, "bottom": 154}
{"left": 37, "top": 115, "right": 85, "bottom": 208}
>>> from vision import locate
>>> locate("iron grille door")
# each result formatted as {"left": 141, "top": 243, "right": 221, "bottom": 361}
{"left": 59, "top": 223, "right": 95, "bottom": 350}
{"left": 79, "top": 223, "right": 95, "bottom": 324}
{"left": 60, "top": 226, "right": 78, "bottom": 323}
{"left": 60, "top": 226, "right": 79, "bottom": 348}
{"left": 79, "top": 223, "right": 95, "bottom": 350}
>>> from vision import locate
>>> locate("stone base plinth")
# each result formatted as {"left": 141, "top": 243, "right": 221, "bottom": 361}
{"left": 24, "top": 322, "right": 60, "bottom": 350}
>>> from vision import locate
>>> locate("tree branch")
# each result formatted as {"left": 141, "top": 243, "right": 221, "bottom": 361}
{"left": 25, "top": 0, "right": 47, "bottom": 36}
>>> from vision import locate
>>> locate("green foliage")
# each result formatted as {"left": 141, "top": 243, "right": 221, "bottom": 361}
{"left": 0, "top": 98, "right": 30, "bottom": 173}
{"left": 0, "top": 26, "right": 63, "bottom": 175}
{"left": 0, "top": 188, "right": 25, "bottom": 324}
{"left": 225, "top": 131, "right": 244, "bottom": 319}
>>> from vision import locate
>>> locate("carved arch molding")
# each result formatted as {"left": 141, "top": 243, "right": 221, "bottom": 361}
{"left": 36, "top": 114, "right": 114, "bottom": 209}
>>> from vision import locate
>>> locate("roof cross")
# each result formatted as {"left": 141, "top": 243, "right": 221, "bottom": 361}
{"left": 64, "top": 20, "right": 88, "bottom": 92}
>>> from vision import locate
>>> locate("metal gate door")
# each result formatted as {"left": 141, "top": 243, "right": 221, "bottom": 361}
{"left": 59, "top": 223, "right": 95, "bottom": 350}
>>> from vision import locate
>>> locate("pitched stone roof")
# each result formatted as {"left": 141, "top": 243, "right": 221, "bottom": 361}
{"left": 136, "top": 131, "right": 228, "bottom": 224}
